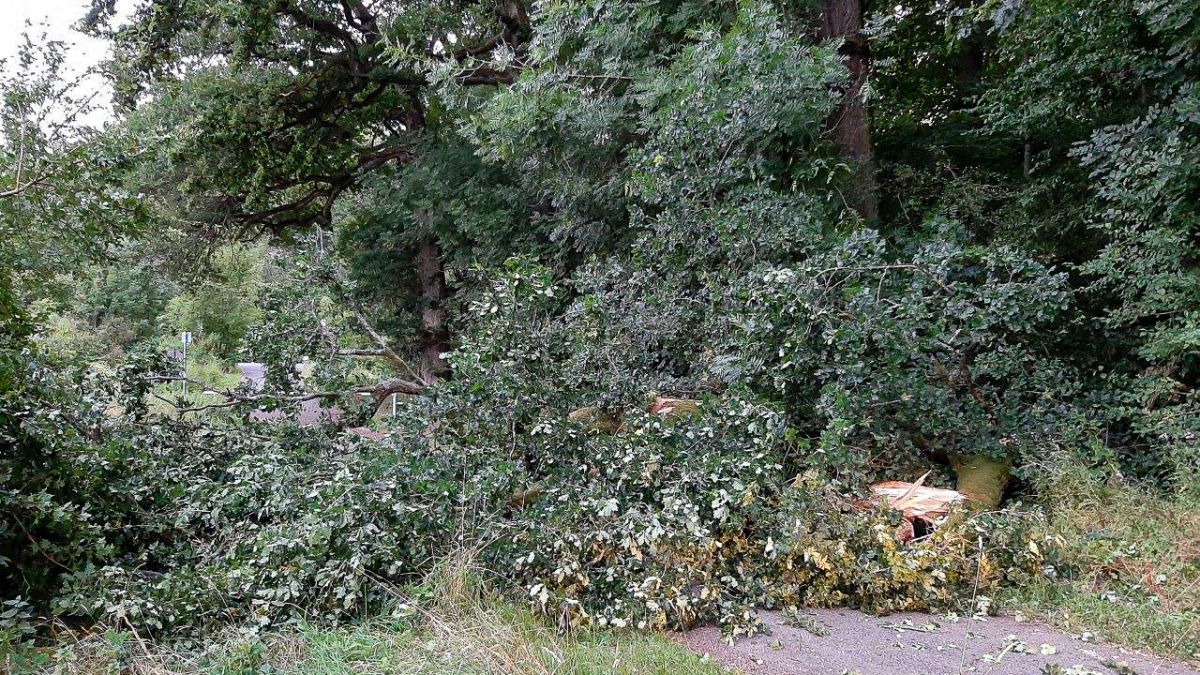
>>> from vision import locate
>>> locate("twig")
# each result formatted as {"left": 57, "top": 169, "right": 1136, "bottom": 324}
{"left": 959, "top": 535, "right": 985, "bottom": 674}
{"left": 882, "top": 622, "right": 938, "bottom": 633}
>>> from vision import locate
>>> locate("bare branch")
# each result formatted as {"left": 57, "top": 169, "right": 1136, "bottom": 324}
{"left": 0, "top": 174, "right": 47, "bottom": 199}
{"left": 456, "top": 65, "right": 519, "bottom": 86}
{"left": 366, "top": 377, "right": 425, "bottom": 400}
{"left": 346, "top": 303, "right": 423, "bottom": 380}
{"left": 145, "top": 373, "right": 425, "bottom": 416}
{"left": 14, "top": 100, "right": 26, "bottom": 189}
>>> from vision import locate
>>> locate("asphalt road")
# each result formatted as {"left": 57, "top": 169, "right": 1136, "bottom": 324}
{"left": 676, "top": 608, "right": 1199, "bottom": 675}
{"left": 236, "top": 362, "right": 338, "bottom": 427}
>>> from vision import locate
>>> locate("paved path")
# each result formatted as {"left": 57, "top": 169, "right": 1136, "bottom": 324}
{"left": 235, "top": 362, "right": 381, "bottom": 436}
{"left": 676, "top": 608, "right": 1199, "bottom": 675}
{"left": 236, "top": 362, "right": 268, "bottom": 390}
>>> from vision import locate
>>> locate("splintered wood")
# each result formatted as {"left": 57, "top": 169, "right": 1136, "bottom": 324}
{"left": 864, "top": 472, "right": 966, "bottom": 542}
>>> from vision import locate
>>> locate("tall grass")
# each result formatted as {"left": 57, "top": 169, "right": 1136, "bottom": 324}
{"left": 1004, "top": 468, "right": 1200, "bottom": 662}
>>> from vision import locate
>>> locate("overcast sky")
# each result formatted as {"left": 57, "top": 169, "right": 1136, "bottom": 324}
{"left": 1, "top": 0, "right": 111, "bottom": 68}
{"left": 1, "top": 0, "right": 125, "bottom": 123}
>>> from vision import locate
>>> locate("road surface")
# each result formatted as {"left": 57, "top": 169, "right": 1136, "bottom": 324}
{"left": 236, "top": 361, "right": 341, "bottom": 428}
{"left": 676, "top": 608, "right": 1199, "bottom": 675}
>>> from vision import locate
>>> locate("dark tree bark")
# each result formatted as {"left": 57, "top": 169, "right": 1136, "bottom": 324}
{"left": 954, "top": 39, "right": 985, "bottom": 87}
{"left": 821, "top": 0, "right": 878, "bottom": 222}
{"left": 415, "top": 238, "right": 451, "bottom": 383}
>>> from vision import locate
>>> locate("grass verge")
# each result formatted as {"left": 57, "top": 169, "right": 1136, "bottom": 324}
{"left": 5, "top": 556, "right": 726, "bottom": 675}
{"left": 1002, "top": 473, "right": 1200, "bottom": 663}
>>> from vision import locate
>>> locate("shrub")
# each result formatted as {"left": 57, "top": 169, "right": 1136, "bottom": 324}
{"left": 0, "top": 263, "right": 1055, "bottom": 644}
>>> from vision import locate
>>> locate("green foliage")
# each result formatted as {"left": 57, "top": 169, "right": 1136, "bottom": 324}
{"left": 871, "top": 0, "right": 1200, "bottom": 483}
{"left": 336, "top": 138, "right": 536, "bottom": 343}
{"left": 0, "top": 264, "right": 1048, "bottom": 646}
{"left": 160, "top": 243, "right": 265, "bottom": 359}
{"left": 4, "top": 0, "right": 1200, "bottom": 660}
{"left": 36, "top": 258, "right": 177, "bottom": 365}
{"left": 719, "top": 227, "right": 1073, "bottom": 473}
{"left": 1074, "top": 86, "right": 1200, "bottom": 487}
{"left": 0, "top": 36, "right": 145, "bottom": 296}
{"left": 0, "top": 272, "right": 149, "bottom": 615}
{"left": 455, "top": 0, "right": 1077, "bottom": 486}
{"left": 434, "top": 262, "right": 1054, "bottom": 636}
{"left": 0, "top": 37, "right": 147, "bottom": 635}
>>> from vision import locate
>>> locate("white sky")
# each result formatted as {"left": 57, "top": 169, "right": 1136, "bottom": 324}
{"left": 1, "top": 0, "right": 126, "bottom": 124}
{"left": 1, "top": 0, "right": 112, "bottom": 69}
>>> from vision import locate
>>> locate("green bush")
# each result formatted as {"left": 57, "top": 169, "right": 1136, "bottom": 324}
{"left": 1, "top": 263, "right": 1055, "bottom": 643}
{"left": 160, "top": 244, "right": 265, "bottom": 359}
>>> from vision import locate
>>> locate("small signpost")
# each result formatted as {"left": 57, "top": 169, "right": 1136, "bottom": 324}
{"left": 180, "top": 331, "right": 193, "bottom": 396}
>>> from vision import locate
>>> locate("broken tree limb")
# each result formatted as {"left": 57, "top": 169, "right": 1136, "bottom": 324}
{"left": 859, "top": 472, "right": 968, "bottom": 542}
{"left": 647, "top": 396, "right": 701, "bottom": 420}
{"left": 567, "top": 406, "right": 623, "bottom": 434}
{"left": 326, "top": 265, "right": 427, "bottom": 385}
{"left": 346, "top": 302, "right": 425, "bottom": 383}
{"left": 142, "top": 373, "right": 425, "bottom": 415}
{"left": 567, "top": 395, "right": 703, "bottom": 433}
{"left": 366, "top": 377, "right": 425, "bottom": 400}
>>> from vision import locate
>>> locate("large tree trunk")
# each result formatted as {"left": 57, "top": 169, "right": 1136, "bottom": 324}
{"left": 821, "top": 0, "right": 878, "bottom": 223}
{"left": 415, "top": 238, "right": 451, "bottom": 383}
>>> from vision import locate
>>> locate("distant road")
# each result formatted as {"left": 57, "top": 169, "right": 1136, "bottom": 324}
{"left": 236, "top": 362, "right": 337, "bottom": 427}
{"left": 236, "top": 362, "right": 267, "bottom": 390}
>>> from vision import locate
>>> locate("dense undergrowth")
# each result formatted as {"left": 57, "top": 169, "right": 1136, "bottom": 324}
{"left": 5, "top": 555, "right": 728, "bottom": 675}
{"left": 3, "top": 0, "right": 1200, "bottom": 670}
{"left": 0, "top": 266, "right": 1067, "bottom": 650}
{"left": 3, "top": 240, "right": 1196, "bottom": 662}
{"left": 0, "top": 363, "right": 1051, "bottom": 643}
